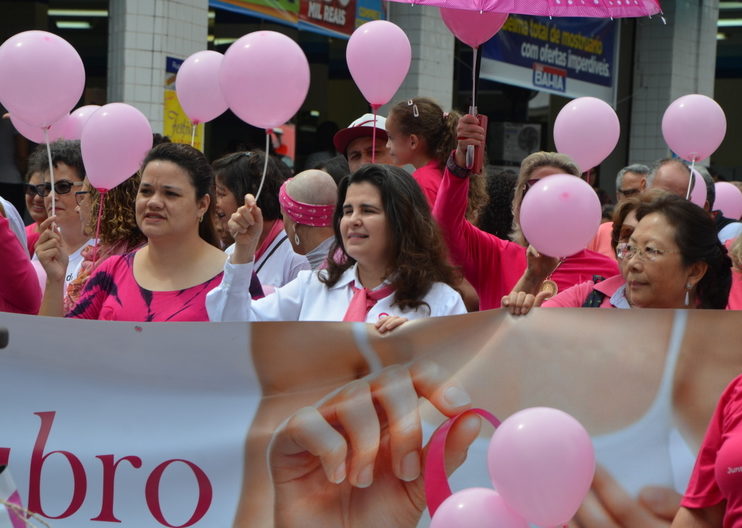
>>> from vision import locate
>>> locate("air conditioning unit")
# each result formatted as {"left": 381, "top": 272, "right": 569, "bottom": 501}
{"left": 490, "top": 122, "right": 543, "bottom": 164}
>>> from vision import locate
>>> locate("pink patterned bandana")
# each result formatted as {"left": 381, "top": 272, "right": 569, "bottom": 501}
{"left": 279, "top": 180, "right": 335, "bottom": 227}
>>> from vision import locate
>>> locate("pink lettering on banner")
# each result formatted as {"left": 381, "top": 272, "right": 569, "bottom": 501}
{"left": 145, "top": 460, "right": 213, "bottom": 528}
{"left": 27, "top": 411, "right": 87, "bottom": 519}
{"left": 10, "top": 411, "right": 214, "bottom": 526}
{"left": 91, "top": 455, "right": 143, "bottom": 522}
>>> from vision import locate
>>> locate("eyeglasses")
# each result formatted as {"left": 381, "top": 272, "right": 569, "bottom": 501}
{"left": 24, "top": 183, "right": 42, "bottom": 197}
{"left": 616, "top": 242, "right": 680, "bottom": 262}
{"left": 75, "top": 190, "right": 91, "bottom": 205}
{"left": 32, "top": 180, "right": 83, "bottom": 198}
{"left": 617, "top": 188, "right": 641, "bottom": 197}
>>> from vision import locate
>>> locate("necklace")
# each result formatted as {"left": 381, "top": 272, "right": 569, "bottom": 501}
{"left": 539, "top": 257, "right": 566, "bottom": 297}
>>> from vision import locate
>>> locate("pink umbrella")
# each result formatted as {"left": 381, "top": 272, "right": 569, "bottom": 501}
{"left": 405, "top": 0, "right": 661, "bottom": 18}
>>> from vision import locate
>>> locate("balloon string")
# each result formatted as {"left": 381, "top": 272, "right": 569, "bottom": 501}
{"left": 471, "top": 46, "right": 478, "bottom": 110}
{"left": 92, "top": 190, "right": 106, "bottom": 265}
{"left": 43, "top": 128, "right": 55, "bottom": 218}
{"left": 686, "top": 159, "right": 696, "bottom": 200}
{"left": 255, "top": 131, "right": 270, "bottom": 202}
{"left": 191, "top": 123, "right": 197, "bottom": 148}
{"left": 371, "top": 104, "right": 380, "bottom": 165}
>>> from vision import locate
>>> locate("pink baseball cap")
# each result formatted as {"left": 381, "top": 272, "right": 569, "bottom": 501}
{"left": 333, "top": 113, "right": 388, "bottom": 154}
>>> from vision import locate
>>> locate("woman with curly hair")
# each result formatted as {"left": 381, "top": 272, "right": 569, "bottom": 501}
{"left": 62, "top": 174, "right": 147, "bottom": 311}
{"left": 206, "top": 164, "right": 466, "bottom": 332}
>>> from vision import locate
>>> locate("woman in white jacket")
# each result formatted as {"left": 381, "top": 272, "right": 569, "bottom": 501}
{"left": 206, "top": 164, "right": 466, "bottom": 331}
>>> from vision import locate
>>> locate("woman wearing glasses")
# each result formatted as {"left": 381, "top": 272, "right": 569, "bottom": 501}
{"left": 37, "top": 143, "right": 226, "bottom": 321}
{"left": 22, "top": 145, "right": 48, "bottom": 256}
{"left": 432, "top": 115, "right": 619, "bottom": 310}
{"left": 32, "top": 140, "right": 92, "bottom": 290}
{"left": 503, "top": 192, "right": 731, "bottom": 311}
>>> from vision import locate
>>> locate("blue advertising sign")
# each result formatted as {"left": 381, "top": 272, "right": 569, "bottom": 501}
{"left": 481, "top": 15, "right": 618, "bottom": 102}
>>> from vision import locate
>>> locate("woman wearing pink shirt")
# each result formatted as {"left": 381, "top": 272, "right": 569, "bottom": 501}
{"left": 37, "top": 143, "right": 226, "bottom": 321}
{"left": 433, "top": 114, "right": 619, "bottom": 310}
{"left": 503, "top": 193, "right": 731, "bottom": 312}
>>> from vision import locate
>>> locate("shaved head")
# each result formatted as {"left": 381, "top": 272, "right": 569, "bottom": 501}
{"left": 286, "top": 169, "right": 337, "bottom": 205}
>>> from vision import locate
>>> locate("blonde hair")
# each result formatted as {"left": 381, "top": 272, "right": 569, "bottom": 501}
{"left": 731, "top": 235, "right": 742, "bottom": 271}
{"left": 509, "top": 151, "right": 581, "bottom": 246}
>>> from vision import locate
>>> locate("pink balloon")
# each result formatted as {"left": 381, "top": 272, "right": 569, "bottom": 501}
{"left": 688, "top": 168, "right": 707, "bottom": 208}
{"left": 64, "top": 105, "right": 101, "bottom": 140}
{"left": 439, "top": 8, "right": 508, "bottom": 48}
{"left": 488, "top": 407, "right": 595, "bottom": 527}
{"left": 553, "top": 97, "right": 620, "bottom": 172}
{"left": 714, "top": 182, "right": 742, "bottom": 220}
{"left": 80, "top": 103, "right": 153, "bottom": 191}
{"left": 0, "top": 31, "right": 85, "bottom": 127}
{"left": 220, "top": 32, "right": 310, "bottom": 130}
{"left": 520, "top": 174, "right": 602, "bottom": 257}
{"left": 662, "top": 94, "right": 726, "bottom": 162}
{"left": 10, "top": 113, "right": 69, "bottom": 144}
{"left": 346, "top": 21, "right": 411, "bottom": 108}
{"left": 430, "top": 488, "right": 528, "bottom": 528}
{"left": 176, "top": 51, "right": 228, "bottom": 124}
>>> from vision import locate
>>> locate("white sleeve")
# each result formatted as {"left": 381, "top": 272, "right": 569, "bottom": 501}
{"left": 206, "top": 258, "right": 312, "bottom": 322}
{"left": 206, "top": 259, "right": 255, "bottom": 322}
{"left": 428, "top": 283, "right": 468, "bottom": 317}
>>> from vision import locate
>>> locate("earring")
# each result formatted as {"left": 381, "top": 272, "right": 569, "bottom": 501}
{"left": 199, "top": 215, "right": 204, "bottom": 223}
{"left": 294, "top": 232, "right": 300, "bottom": 246}
{"left": 684, "top": 282, "right": 691, "bottom": 307}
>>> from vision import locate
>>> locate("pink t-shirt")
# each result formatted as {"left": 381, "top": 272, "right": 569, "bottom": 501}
{"left": 542, "top": 274, "right": 626, "bottom": 308}
{"left": 585, "top": 221, "right": 616, "bottom": 260}
{"left": 413, "top": 160, "right": 444, "bottom": 209}
{"left": 682, "top": 374, "right": 742, "bottom": 527}
{"left": 25, "top": 223, "right": 40, "bottom": 257}
{"left": 1, "top": 216, "right": 41, "bottom": 314}
{"left": 65, "top": 252, "right": 222, "bottom": 322}
{"left": 433, "top": 167, "right": 620, "bottom": 310}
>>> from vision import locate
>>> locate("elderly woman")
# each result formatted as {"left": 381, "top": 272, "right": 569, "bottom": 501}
{"left": 503, "top": 192, "right": 731, "bottom": 312}
{"left": 278, "top": 169, "right": 336, "bottom": 269}
{"left": 206, "top": 164, "right": 466, "bottom": 332}
{"left": 433, "top": 114, "right": 619, "bottom": 310}
{"left": 37, "top": 143, "right": 227, "bottom": 321}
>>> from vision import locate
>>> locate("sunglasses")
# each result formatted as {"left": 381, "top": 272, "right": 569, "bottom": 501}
{"left": 27, "top": 180, "right": 83, "bottom": 198}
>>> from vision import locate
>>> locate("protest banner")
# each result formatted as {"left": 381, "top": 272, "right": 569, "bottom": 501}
{"left": 1, "top": 309, "right": 740, "bottom": 527}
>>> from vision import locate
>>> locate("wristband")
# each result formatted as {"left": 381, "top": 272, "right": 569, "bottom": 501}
{"left": 446, "top": 151, "right": 472, "bottom": 179}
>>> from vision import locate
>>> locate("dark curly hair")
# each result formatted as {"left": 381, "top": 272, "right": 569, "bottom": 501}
{"left": 634, "top": 192, "right": 731, "bottom": 309}
{"left": 320, "top": 164, "right": 459, "bottom": 312}
{"left": 141, "top": 143, "right": 220, "bottom": 248}
{"left": 212, "top": 150, "right": 287, "bottom": 222}
{"left": 38, "top": 139, "right": 86, "bottom": 180}
{"left": 86, "top": 174, "right": 145, "bottom": 249}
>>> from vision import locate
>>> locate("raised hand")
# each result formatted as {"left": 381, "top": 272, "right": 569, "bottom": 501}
{"left": 228, "top": 193, "right": 264, "bottom": 265}
{"left": 454, "top": 114, "right": 486, "bottom": 169}
{"left": 35, "top": 216, "right": 67, "bottom": 283}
